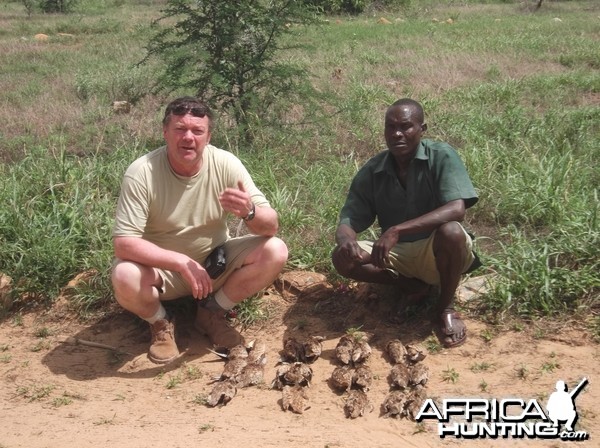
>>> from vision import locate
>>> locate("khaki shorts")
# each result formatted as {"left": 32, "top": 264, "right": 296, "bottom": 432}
{"left": 157, "top": 235, "right": 268, "bottom": 300}
{"left": 357, "top": 223, "right": 474, "bottom": 286}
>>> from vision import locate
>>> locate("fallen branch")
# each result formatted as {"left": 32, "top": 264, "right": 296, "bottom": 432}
{"left": 61, "top": 336, "right": 133, "bottom": 356}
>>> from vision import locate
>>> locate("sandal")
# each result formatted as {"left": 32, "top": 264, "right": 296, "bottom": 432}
{"left": 436, "top": 310, "right": 467, "bottom": 348}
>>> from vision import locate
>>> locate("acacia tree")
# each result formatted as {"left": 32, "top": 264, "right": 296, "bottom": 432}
{"left": 21, "top": 0, "right": 78, "bottom": 14}
{"left": 142, "top": 0, "right": 321, "bottom": 146}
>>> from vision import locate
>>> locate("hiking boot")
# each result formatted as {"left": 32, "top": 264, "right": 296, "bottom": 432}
{"left": 148, "top": 318, "right": 179, "bottom": 364}
{"left": 195, "top": 305, "right": 244, "bottom": 349}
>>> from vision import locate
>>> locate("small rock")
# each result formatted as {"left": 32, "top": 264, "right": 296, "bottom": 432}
{"left": 0, "top": 273, "right": 13, "bottom": 309}
{"left": 113, "top": 101, "right": 131, "bottom": 114}
{"left": 274, "top": 270, "right": 331, "bottom": 300}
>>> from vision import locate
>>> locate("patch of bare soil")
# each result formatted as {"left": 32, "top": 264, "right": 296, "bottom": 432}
{"left": 1, "top": 272, "right": 598, "bottom": 448}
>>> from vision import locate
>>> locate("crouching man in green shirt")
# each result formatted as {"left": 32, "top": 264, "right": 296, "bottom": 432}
{"left": 332, "top": 98, "right": 479, "bottom": 348}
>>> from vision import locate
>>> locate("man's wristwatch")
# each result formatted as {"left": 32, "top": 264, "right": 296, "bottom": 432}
{"left": 243, "top": 203, "right": 256, "bottom": 221}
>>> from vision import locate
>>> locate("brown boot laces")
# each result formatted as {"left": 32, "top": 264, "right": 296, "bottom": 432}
{"left": 151, "top": 321, "right": 174, "bottom": 342}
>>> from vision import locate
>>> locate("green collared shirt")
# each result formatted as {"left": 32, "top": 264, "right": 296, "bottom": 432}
{"left": 339, "top": 140, "right": 478, "bottom": 242}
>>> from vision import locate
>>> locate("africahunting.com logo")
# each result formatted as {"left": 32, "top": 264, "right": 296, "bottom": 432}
{"left": 416, "top": 377, "right": 589, "bottom": 441}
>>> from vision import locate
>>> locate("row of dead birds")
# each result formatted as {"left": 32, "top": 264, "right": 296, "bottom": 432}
{"left": 205, "top": 339, "right": 269, "bottom": 407}
{"left": 206, "top": 333, "right": 429, "bottom": 421}
{"left": 381, "top": 339, "right": 429, "bottom": 420}
{"left": 206, "top": 334, "right": 324, "bottom": 411}
{"left": 275, "top": 335, "right": 323, "bottom": 413}
{"left": 330, "top": 333, "right": 375, "bottom": 419}
{"left": 328, "top": 332, "right": 430, "bottom": 420}
{"left": 205, "top": 335, "right": 322, "bottom": 409}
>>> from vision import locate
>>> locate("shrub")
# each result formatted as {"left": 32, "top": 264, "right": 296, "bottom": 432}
{"left": 141, "top": 0, "right": 322, "bottom": 146}
{"left": 21, "top": 0, "right": 79, "bottom": 15}
{"left": 303, "top": 0, "right": 368, "bottom": 14}
{"left": 0, "top": 144, "right": 139, "bottom": 313}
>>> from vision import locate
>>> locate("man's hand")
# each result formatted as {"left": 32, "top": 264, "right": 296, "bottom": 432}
{"left": 177, "top": 255, "right": 213, "bottom": 299}
{"left": 219, "top": 180, "right": 253, "bottom": 219}
{"left": 336, "top": 239, "right": 365, "bottom": 264}
{"left": 114, "top": 236, "right": 214, "bottom": 299}
{"left": 370, "top": 228, "right": 399, "bottom": 268}
{"left": 334, "top": 224, "right": 368, "bottom": 264}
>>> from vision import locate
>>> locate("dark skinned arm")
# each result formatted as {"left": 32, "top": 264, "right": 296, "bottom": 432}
{"left": 370, "top": 199, "right": 466, "bottom": 268}
{"left": 333, "top": 223, "right": 369, "bottom": 264}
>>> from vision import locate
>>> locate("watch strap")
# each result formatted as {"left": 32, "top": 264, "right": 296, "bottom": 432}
{"left": 243, "top": 203, "right": 256, "bottom": 221}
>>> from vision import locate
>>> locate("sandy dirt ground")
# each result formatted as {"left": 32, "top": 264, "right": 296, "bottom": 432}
{"left": 0, "top": 272, "right": 598, "bottom": 448}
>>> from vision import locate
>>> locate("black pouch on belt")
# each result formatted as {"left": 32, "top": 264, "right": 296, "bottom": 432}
{"left": 204, "top": 245, "right": 226, "bottom": 279}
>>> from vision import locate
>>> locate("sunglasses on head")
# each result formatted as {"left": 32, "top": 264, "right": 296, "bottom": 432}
{"left": 170, "top": 104, "right": 208, "bottom": 118}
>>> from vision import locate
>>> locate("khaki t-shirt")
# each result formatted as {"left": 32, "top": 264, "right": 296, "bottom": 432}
{"left": 113, "top": 144, "right": 269, "bottom": 261}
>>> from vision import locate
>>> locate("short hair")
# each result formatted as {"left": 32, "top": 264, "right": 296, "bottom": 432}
{"left": 162, "top": 96, "right": 215, "bottom": 129}
{"left": 389, "top": 98, "right": 424, "bottom": 123}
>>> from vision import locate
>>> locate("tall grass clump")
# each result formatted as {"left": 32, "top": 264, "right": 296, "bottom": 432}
{"left": 480, "top": 217, "right": 599, "bottom": 320}
{"left": 0, "top": 142, "right": 146, "bottom": 314}
{"left": 432, "top": 75, "right": 599, "bottom": 320}
{"left": 238, "top": 146, "right": 353, "bottom": 271}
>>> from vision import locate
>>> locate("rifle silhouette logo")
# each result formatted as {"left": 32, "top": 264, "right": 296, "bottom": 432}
{"left": 546, "top": 377, "right": 588, "bottom": 432}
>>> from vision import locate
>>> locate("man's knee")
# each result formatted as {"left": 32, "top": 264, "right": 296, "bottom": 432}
{"left": 434, "top": 222, "right": 467, "bottom": 252}
{"left": 112, "top": 261, "right": 136, "bottom": 293}
{"left": 261, "top": 236, "right": 289, "bottom": 269}
{"left": 270, "top": 236, "right": 289, "bottom": 265}
{"left": 111, "top": 260, "right": 154, "bottom": 299}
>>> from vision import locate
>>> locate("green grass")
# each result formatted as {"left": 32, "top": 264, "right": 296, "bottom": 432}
{"left": 16, "top": 383, "right": 55, "bottom": 402}
{"left": 52, "top": 396, "right": 73, "bottom": 407}
{"left": 0, "top": 1, "right": 597, "bottom": 331}
{"left": 471, "top": 362, "right": 493, "bottom": 373}
{"left": 198, "top": 423, "right": 215, "bottom": 433}
{"left": 234, "top": 294, "right": 270, "bottom": 329}
{"left": 442, "top": 366, "right": 460, "bottom": 383}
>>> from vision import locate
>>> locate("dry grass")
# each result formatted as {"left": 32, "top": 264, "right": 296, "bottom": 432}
{"left": 1, "top": 2, "right": 596, "bottom": 156}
